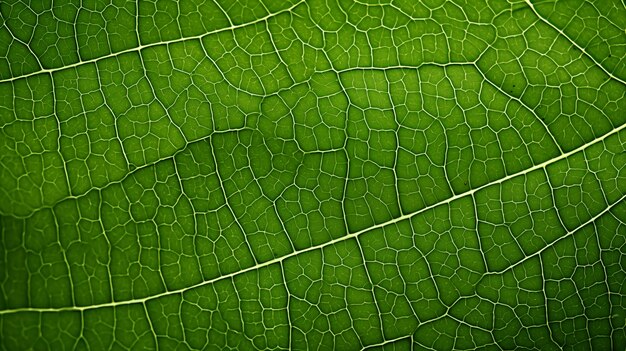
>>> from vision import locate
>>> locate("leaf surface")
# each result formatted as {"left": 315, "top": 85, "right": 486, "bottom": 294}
{"left": 0, "top": 0, "right": 625, "bottom": 349}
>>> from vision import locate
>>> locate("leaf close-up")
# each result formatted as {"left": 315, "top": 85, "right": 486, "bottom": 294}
{"left": 0, "top": 0, "right": 625, "bottom": 349}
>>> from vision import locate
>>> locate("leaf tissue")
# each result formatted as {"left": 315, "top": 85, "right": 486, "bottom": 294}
{"left": 0, "top": 0, "right": 625, "bottom": 349}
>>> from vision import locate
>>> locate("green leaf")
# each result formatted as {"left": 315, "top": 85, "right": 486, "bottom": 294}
{"left": 1, "top": 0, "right": 625, "bottom": 349}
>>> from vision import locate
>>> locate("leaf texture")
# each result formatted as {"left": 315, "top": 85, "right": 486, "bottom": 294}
{"left": 0, "top": 0, "right": 625, "bottom": 349}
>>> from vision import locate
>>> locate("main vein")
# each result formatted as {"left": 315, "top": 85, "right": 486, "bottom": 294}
{"left": 0, "top": 120, "right": 624, "bottom": 315}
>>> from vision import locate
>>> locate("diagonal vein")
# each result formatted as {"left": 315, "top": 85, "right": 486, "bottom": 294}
{"left": 523, "top": 0, "right": 626, "bottom": 85}
{"left": 0, "top": 0, "right": 305, "bottom": 84}
{"left": 0, "top": 119, "right": 624, "bottom": 316}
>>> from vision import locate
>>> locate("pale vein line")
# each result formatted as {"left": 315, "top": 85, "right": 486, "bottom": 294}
{"left": 484, "top": 192, "right": 626, "bottom": 275}
{"left": 0, "top": 121, "right": 624, "bottom": 316}
{"left": 362, "top": 335, "right": 412, "bottom": 350}
{"left": 0, "top": 0, "right": 305, "bottom": 84}
{"left": 523, "top": 0, "right": 626, "bottom": 85}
